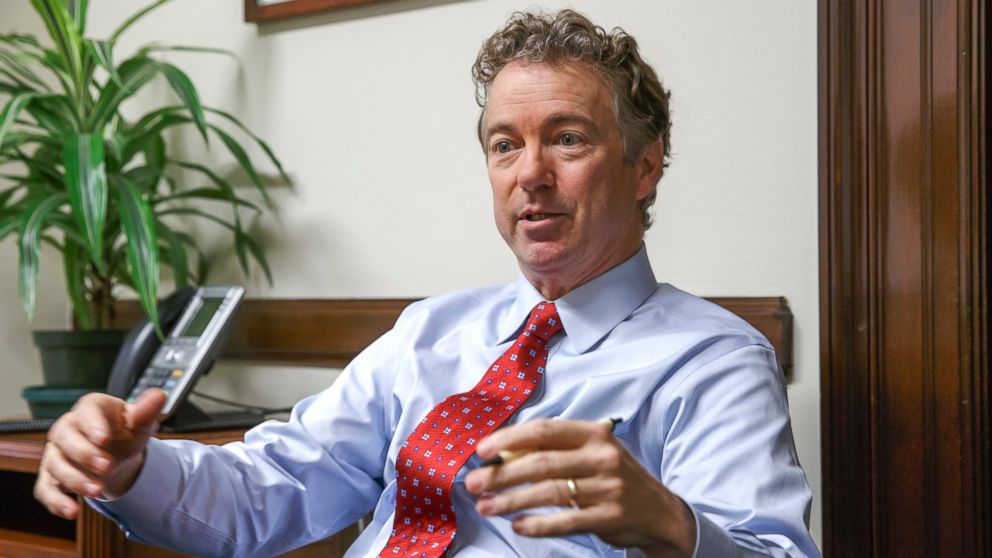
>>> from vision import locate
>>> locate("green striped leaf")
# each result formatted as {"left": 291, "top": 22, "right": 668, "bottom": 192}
{"left": 0, "top": 93, "right": 35, "bottom": 152}
{"left": 209, "top": 125, "right": 270, "bottom": 204}
{"left": 158, "top": 63, "right": 207, "bottom": 142}
{"left": 47, "top": 212, "right": 86, "bottom": 247}
{"left": 0, "top": 34, "right": 42, "bottom": 50}
{"left": 85, "top": 39, "right": 125, "bottom": 89}
{"left": 16, "top": 149, "right": 63, "bottom": 186}
{"left": 88, "top": 56, "right": 158, "bottom": 131}
{"left": 0, "top": 48, "right": 49, "bottom": 91}
{"left": 206, "top": 107, "right": 291, "bottom": 186}
{"left": 0, "top": 183, "right": 17, "bottom": 207}
{"left": 67, "top": 0, "right": 89, "bottom": 35}
{"left": 108, "top": 0, "right": 170, "bottom": 47}
{"left": 62, "top": 238, "right": 94, "bottom": 329}
{"left": 26, "top": 95, "right": 75, "bottom": 135}
{"left": 63, "top": 132, "right": 107, "bottom": 268}
{"left": 167, "top": 159, "right": 239, "bottom": 204}
{"left": 18, "top": 193, "right": 67, "bottom": 320}
{"left": 158, "top": 206, "right": 271, "bottom": 284}
{"left": 0, "top": 80, "right": 23, "bottom": 94}
{"left": 164, "top": 229, "right": 208, "bottom": 282}
{"left": 0, "top": 68, "right": 33, "bottom": 92}
{"left": 30, "top": 0, "right": 84, "bottom": 91}
{"left": 161, "top": 186, "right": 260, "bottom": 211}
{"left": 156, "top": 223, "right": 188, "bottom": 288}
{"left": 140, "top": 43, "right": 237, "bottom": 60}
{"left": 0, "top": 212, "right": 20, "bottom": 241}
{"left": 124, "top": 164, "right": 163, "bottom": 192}
{"left": 111, "top": 178, "right": 160, "bottom": 334}
{"left": 234, "top": 227, "right": 272, "bottom": 285}
{"left": 143, "top": 133, "right": 165, "bottom": 171}
{"left": 0, "top": 131, "right": 58, "bottom": 155}
{"left": 120, "top": 108, "right": 188, "bottom": 163}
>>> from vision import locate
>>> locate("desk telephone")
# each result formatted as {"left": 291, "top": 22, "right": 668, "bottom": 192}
{"left": 1, "top": 286, "right": 265, "bottom": 433}
{"left": 107, "top": 285, "right": 264, "bottom": 432}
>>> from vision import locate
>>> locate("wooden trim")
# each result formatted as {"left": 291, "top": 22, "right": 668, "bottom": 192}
{"left": 0, "top": 430, "right": 361, "bottom": 558}
{"left": 0, "top": 431, "right": 248, "bottom": 471}
{"left": 0, "top": 433, "right": 51, "bottom": 474}
{"left": 818, "top": 0, "right": 989, "bottom": 555}
{"left": 707, "top": 297, "right": 793, "bottom": 374}
{"left": 113, "top": 296, "right": 794, "bottom": 373}
{"left": 77, "top": 505, "right": 121, "bottom": 558}
{"left": 244, "top": 0, "right": 394, "bottom": 22}
{"left": 0, "top": 528, "right": 74, "bottom": 558}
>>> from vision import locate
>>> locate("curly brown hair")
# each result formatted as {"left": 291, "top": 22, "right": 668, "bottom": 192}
{"left": 472, "top": 9, "right": 672, "bottom": 230}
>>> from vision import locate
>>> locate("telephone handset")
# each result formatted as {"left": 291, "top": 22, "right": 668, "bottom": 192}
{"left": 106, "top": 285, "right": 263, "bottom": 432}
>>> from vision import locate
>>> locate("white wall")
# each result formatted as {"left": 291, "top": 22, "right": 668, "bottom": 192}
{"left": 0, "top": 0, "right": 820, "bottom": 545}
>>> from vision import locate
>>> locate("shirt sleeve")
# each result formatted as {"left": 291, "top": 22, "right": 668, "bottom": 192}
{"left": 660, "top": 344, "right": 821, "bottom": 558}
{"left": 89, "top": 328, "right": 402, "bottom": 558}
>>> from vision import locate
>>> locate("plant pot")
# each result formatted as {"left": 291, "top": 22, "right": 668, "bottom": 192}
{"left": 22, "top": 385, "right": 102, "bottom": 419}
{"left": 32, "top": 329, "right": 128, "bottom": 388}
{"left": 27, "top": 330, "right": 127, "bottom": 419}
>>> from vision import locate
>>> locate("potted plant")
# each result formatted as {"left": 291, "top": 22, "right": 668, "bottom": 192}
{"left": 0, "top": 0, "right": 286, "bottom": 415}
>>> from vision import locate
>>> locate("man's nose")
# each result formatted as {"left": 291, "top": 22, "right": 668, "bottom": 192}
{"left": 516, "top": 145, "right": 553, "bottom": 192}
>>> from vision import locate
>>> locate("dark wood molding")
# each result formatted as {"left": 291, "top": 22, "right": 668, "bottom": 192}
{"left": 0, "top": 430, "right": 356, "bottom": 557}
{"left": 244, "top": 0, "right": 393, "bottom": 22}
{"left": 78, "top": 505, "right": 122, "bottom": 558}
{"left": 113, "top": 296, "right": 794, "bottom": 373}
{"left": 819, "top": 0, "right": 989, "bottom": 556}
{"left": 707, "top": 297, "right": 794, "bottom": 374}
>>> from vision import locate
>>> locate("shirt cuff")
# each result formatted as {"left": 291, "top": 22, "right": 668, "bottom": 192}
{"left": 86, "top": 438, "right": 182, "bottom": 537}
{"left": 688, "top": 504, "right": 738, "bottom": 558}
{"left": 623, "top": 502, "right": 737, "bottom": 558}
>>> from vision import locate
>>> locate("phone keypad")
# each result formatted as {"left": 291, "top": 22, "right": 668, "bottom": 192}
{"left": 127, "top": 367, "right": 186, "bottom": 402}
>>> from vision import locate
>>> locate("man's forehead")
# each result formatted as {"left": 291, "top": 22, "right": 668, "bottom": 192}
{"left": 482, "top": 61, "right": 614, "bottom": 135}
{"left": 489, "top": 60, "right": 609, "bottom": 100}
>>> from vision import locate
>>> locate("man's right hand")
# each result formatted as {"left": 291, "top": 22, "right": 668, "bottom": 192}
{"left": 34, "top": 388, "right": 167, "bottom": 520}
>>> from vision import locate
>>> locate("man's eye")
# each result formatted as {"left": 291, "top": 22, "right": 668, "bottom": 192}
{"left": 560, "top": 133, "right": 580, "bottom": 146}
{"left": 493, "top": 140, "right": 512, "bottom": 153}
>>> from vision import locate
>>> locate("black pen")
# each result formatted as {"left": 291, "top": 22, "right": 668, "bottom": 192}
{"left": 480, "top": 417, "right": 623, "bottom": 467}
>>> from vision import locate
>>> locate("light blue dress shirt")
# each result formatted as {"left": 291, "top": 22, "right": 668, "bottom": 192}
{"left": 94, "top": 248, "right": 820, "bottom": 557}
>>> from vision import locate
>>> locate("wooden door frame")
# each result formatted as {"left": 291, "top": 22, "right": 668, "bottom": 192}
{"left": 818, "top": 0, "right": 989, "bottom": 556}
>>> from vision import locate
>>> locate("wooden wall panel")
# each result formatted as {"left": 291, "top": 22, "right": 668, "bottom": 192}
{"left": 114, "top": 297, "right": 794, "bottom": 373}
{"left": 819, "top": 0, "right": 989, "bottom": 556}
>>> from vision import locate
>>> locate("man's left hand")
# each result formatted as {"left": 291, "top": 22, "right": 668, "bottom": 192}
{"left": 465, "top": 418, "right": 696, "bottom": 558}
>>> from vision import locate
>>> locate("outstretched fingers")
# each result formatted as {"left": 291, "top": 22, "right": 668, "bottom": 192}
{"left": 34, "top": 456, "right": 81, "bottom": 519}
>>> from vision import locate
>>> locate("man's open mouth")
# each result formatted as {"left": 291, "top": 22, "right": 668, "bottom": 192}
{"left": 525, "top": 213, "right": 553, "bottom": 221}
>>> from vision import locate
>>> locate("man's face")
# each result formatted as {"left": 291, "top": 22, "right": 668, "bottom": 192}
{"left": 483, "top": 61, "right": 659, "bottom": 299}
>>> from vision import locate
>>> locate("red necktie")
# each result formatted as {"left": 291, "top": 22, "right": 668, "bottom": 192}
{"left": 379, "top": 302, "right": 564, "bottom": 557}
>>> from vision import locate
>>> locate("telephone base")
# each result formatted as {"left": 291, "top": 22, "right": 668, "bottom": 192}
{"left": 161, "top": 401, "right": 265, "bottom": 433}
{"left": 161, "top": 410, "right": 265, "bottom": 433}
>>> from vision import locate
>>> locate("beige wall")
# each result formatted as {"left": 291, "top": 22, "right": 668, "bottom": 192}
{"left": 0, "top": 0, "right": 820, "bottom": 545}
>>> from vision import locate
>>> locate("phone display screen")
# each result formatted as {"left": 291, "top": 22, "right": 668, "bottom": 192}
{"left": 180, "top": 297, "right": 224, "bottom": 337}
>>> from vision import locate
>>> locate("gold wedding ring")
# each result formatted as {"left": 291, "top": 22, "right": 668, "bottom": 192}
{"left": 566, "top": 478, "right": 580, "bottom": 508}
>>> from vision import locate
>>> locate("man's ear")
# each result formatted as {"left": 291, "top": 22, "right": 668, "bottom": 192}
{"left": 635, "top": 139, "right": 665, "bottom": 200}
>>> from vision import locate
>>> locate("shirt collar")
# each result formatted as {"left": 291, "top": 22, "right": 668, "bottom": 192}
{"left": 498, "top": 245, "right": 658, "bottom": 353}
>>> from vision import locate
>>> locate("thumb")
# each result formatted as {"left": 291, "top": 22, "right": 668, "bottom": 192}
{"left": 125, "top": 388, "right": 167, "bottom": 434}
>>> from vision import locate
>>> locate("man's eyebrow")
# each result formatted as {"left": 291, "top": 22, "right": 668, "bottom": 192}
{"left": 484, "top": 121, "right": 517, "bottom": 142}
{"left": 544, "top": 111, "right": 599, "bottom": 130}
{"left": 483, "top": 111, "right": 603, "bottom": 142}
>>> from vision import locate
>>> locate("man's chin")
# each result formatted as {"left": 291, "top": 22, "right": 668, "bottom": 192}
{"left": 514, "top": 244, "right": 579, "bottom": 282}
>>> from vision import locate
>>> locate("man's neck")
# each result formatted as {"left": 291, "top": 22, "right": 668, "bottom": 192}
{"left": 524, "top": 243, "right": 644, "bottom": 300}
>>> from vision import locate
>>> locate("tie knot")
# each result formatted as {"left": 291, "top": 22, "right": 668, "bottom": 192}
{"left": 524, "top": 302, "right": 563, "bottom": 342}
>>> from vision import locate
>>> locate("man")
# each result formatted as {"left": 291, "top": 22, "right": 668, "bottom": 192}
{"left": 35, "top": 10, "right": 819, "bottom": 558}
